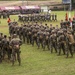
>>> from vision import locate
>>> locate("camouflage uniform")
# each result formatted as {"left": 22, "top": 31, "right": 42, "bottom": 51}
{"left": 10, "top": 34, "right": 22, "bottom": 66}
{"left": 54, "top": 14, "right": 57, "bottom": 21}
{"left": 0, "top": 40, "right": 2, "bottom": 63}
{"left": 57, "top": 31, "right": 66, "bottom": 55}
{"left": 66, "top": 32, "right": 75, "bottom": 57}
{"left": 19, "top": 26, "right": 23, "bottom": 40}
{"left": 43, "top": 31, "right": 49, "bottom": 50}
{"left": 9, "top": 25, "right": 13, "bottom": 35}
{"left": 32, "top": 28, "right": 37, "bottom": 46}
{"left": 0, "top": 33, "right": 3, "bottom": 62}
{"left": 52, "top": 14, "right": 55, "bottom": 21}
{"left": 1, "top": 35, "right": 9, "bottom": 59}
{"left": 27, "top": 27, "right": 32, "bottom": 44}
{"left": 37, "top": 30, "right": 43, "bottom": 49}
{"left": 0, "top": 13, "right": 2, "bottom": 19}
{"left": 7, "top": 36, "right": 12, "bottom": 60}
{"left": 22, "top": 26, "right": 26, "bottom": 43}
{"left": 49, "top": 30, "right": 57, "bottom": 53}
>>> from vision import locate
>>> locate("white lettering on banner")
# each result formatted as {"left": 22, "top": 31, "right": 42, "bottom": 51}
{"left": 5, "top": 7, "right": 15, "bottom": 10}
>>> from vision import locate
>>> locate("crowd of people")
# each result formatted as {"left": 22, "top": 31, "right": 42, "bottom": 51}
{"left": 8, "top": 21, "right": 75, "bottom": 58}
{"left": 0, "top": 17, "right": 75, "bottom": 66}
{"left": 0, "top": 11, "right": 10, "bottom": 19}
{"left": 18, "top": 13, "right": 57, "bottom": 22}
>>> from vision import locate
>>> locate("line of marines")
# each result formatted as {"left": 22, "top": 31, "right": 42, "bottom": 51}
{"left": 18, "top": 13, "right": 57, "bottom": 22}
{"left": 9, "top": 21, "right": 75, "bottom": 58}
{"left": 0, "top": 11, "right": 10, "bottom": 19}
{"left": 0, "top": 20, "right": 75, "bottom": 66}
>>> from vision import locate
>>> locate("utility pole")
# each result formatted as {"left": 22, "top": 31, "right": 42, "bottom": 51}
{"left": 69, "top": 0, "right": 72, "bottom": 18}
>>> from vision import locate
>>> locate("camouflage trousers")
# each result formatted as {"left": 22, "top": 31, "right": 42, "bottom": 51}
{"left": 37, "top": 37, "right": 43, "bottom": 49}
{"left": 0, "top": 47, "right": 2, "bottom": 63}
{"left": 50, "top": 42, "right": 57, "bottom": 53}
{"left": 66, "top": 43, "right": 75, "bottom": 57}
{"left": 32, "top": 36, "right": 37, "bottom": 46}
{"left": 58, "top": 43, "right": 65, "bottom": 55}
{"left": 43, "top": 39, "right": 49, "bottom": 50}
{"left": 11, "top": 48, "right": 21, "bottom": 66}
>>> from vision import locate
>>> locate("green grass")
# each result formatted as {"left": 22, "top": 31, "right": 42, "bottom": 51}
{"left": 0, "top": 11, "right": 75, "bottom": 75}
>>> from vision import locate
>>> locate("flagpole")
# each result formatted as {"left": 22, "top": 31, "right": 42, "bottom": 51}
{"left": 70, "top": 0, "right": 72, "bottom": 11}
{"left": 69, "top": 0, "right": 72, "bottom": 18}
{"left": 69, "top": 0, "right": 72, "bottom": 29}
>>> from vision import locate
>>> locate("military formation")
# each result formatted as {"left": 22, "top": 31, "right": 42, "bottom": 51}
{"left": 9, "top": 21, "right": 75, "bottom": 58}
{"left": 18, "top": 13, "right": 57, "bottom": 22}
{"left": 60, "top": 19, "right": 75, "bottom": 29}
{"left": 0, "top": 11, "right": 10, "bottom": 19}
{"left": 0, "top": 18, "right": 75, "bottom": 66}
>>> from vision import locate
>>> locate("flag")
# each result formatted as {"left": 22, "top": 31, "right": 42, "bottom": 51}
{"left": 73, "top": 13, "right": 75, "bottom": 20}
{"left": 69, "top": 12, "right": 71, "bottom": 19}
{"left": 7, "top": 18, "right": 11, "bottom": 23}
{"left": 65, "top": 12, "right": 68, "bottom": 21}
{"left": 68, "top": 11, "right": 72, "bottom": 27}
{"left": 69, "top": 18, "right": 72, "bottom": 28}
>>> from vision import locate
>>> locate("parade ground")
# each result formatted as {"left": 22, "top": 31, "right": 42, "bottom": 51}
{"left": 0, "top": 11, "right": 75, "bottom": 75}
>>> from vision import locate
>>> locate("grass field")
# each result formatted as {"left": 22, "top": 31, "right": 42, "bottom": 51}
{"left": 0, "top": 11, "right": 75, "bottom": 75}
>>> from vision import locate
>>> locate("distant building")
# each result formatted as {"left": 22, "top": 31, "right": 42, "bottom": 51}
{"left": 72, "top": 0, "right": 75, "bottom": 9}
{"left": 62, "top": 0, "right": 75, "bottom": 10}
